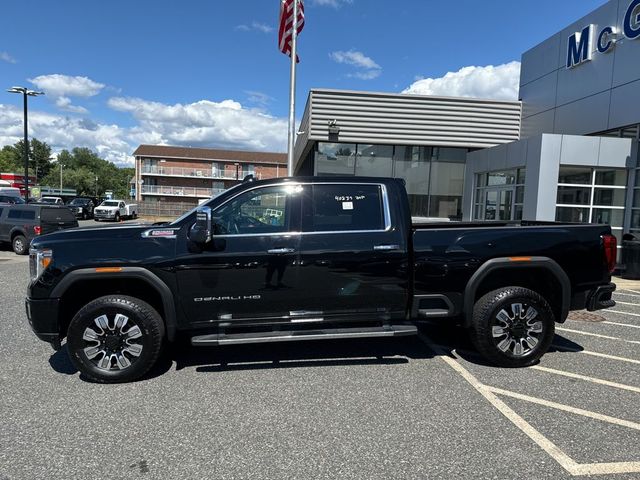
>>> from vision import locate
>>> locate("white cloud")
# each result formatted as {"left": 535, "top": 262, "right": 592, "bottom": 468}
{"left": 349, "top": 70, "right": 381, "bottom": 80}
{"left": 311, "top": 0, "right": 353, "bottom": 7}
{"left": 329, "top": 50, "right": 381, "bottom": 80}
{"left": 55, "top": 97, "right": 89, "bottom": 114}
{"left": 28, "top": 74, "right": 105, "bottom": 98}
{"left": 108, "top": 96, "right": 288, "bottom": 153}
{"left": 0, "top": 104, "right": 132, "bottom": 166}
{"left": 330, "top": 50, "right": 380, "bottom": 69}
{"left": 245, "top": 90, "right": 274, "bottom": 106}
{"left": 0, "top": 52, "right": 16, "bottom": 64}
{"left": 235, "top": 21, "right": 274, "bottom": 33}
{"left": 402, "top": 61, "right": 521, "bottom": 101}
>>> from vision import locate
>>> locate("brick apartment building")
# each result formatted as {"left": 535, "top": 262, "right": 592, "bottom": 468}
{"left": 132, "top": 145, "right": 287, "bottom": 206}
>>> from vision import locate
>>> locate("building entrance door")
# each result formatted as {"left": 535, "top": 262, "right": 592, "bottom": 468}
{"left": 484, "top": 187, "right": 515, "bottom": 220}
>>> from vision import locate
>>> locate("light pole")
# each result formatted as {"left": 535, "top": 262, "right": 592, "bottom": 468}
{"left": 7, "top": 86, "right": 44, "bottom": 202}
{"left": 234, "top": 162, "right": 240, "bottom": 180}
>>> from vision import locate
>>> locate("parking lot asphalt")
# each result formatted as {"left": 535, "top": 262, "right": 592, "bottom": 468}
{"left": 1, "top": 231, "right": 640, "bottom": 479}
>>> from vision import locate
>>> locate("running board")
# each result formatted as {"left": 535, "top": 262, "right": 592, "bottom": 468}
{"left": 191, "top": 324, "right": 418, "bottom": 346}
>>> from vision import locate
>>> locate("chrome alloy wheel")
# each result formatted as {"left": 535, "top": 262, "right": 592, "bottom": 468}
{"left": 491, "top": 303, "right": 544, "bottom": 357}
{"left": 82, "top": 314, "right": 143, "bottom": 370}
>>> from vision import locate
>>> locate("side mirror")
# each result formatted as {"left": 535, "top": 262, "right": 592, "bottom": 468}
{"left": 189, "top": 206, "right": 212, "bottom": 244}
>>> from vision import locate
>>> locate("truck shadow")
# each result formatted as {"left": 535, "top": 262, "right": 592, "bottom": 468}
{"left": 47, "top": 325, "right": 587, "bottom": 382}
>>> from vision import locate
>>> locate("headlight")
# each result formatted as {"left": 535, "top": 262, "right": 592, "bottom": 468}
{"left": 77, "top": 207, "right": 83, "bottom": 212}
{"left": 29, "top": 248, "right": 53, "bottom": 283}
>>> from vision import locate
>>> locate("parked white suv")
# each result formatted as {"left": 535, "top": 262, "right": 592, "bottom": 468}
{"left": 94, "top": 200, "right": 138, "bottom": 222}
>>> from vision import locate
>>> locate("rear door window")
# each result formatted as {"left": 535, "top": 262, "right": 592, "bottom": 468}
{"left": 302, "top": 184, "right": 386, "bottom": 232}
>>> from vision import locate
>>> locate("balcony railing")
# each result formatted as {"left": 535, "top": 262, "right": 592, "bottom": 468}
{"left": 141, "top": 185, "right": 225, "bottom": 198}
{"left": 141, "top": 165, "right": 256, "bottom": 180}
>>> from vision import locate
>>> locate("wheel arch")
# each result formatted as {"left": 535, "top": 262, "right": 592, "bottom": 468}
{"left": 52, "top": 267, "right": 177, "bottom": 341}
{"left": 463, "top": 257, "right": 570, "bottom": 327}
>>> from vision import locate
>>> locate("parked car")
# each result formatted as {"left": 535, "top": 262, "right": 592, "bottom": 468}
{"left": 94, "top": 200, "right": 138, "bottom": 222}
{"left": 0, "top": 204, "right": 78, "bottom": 255}
{"left": 25, "top": 177, "right": 618, "bottom": 383}
{"left": 67, "top": 197, "right": 96, "bottom": 220}
{"left": 0, "top": 194, "right": 25, "bottom": 205}
{"left": 38, "top": 197, "right": 65, "bottom": 205}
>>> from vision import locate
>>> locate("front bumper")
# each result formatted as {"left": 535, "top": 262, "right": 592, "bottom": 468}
{"left": 94, "top": 211, "right": 116, "bottom": 220}
{"left": 25, "top": 297, "right": 61, "bottom": 350}
{"left": 586, "top": 282, "right": 616, "bottom": 311}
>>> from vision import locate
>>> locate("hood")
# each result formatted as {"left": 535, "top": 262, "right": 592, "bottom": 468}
{"left": 30, "top": 224, "right": 180, "bottom": 270}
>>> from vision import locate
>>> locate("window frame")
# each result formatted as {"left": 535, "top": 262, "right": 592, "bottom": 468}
{"left": 210, "top": 182, "right": 392, "bottom": 237}
{"left": 302, "top": 183, "right": 390, "bottom": 234}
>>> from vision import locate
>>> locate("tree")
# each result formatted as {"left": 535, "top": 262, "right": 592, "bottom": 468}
{"left": 0, "top": 146, "right": 19, "bottom": 173}
{"left": 30, "top": 139, "right": 53, "bottom": 180}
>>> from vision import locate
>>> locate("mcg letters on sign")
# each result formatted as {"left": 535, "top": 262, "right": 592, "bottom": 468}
{"left": 567, "top": 0, "right": 640, "bottom": 68}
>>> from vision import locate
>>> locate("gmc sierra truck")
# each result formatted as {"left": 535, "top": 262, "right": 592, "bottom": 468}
{"left": 26, "top": 176, "right": 617, "bottom": 383}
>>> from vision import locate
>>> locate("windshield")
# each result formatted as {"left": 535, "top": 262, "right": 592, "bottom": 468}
{"left": 102, "top": 201, "right": 120, "bottom": 207}
{"left": 70, "top": 198, "right": 89, "bottom": 205}
{"left": 170, "top": 188, "right": 232, "bottom": 225}
{"left": 40, "top": 198, "right": 59, "bottom": 204}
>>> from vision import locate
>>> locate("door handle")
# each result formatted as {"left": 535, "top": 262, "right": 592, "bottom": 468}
{"left": 373, "top": 244, "right": 400, "bottom": 251}
{"left": 267, "top": 248, "right": 296, "bottom": 254}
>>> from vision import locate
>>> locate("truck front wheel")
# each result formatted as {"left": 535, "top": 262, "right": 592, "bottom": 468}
{"left": 114, "top": 212, "right": 121, "bottom": 222}
{"left": 66, "top": 295, "right": 165, "bottom": 383}
{"left": 469, "top": 287, "right": 555, "bottom": 368}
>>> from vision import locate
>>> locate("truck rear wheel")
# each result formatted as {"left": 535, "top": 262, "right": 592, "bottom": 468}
{"left": 12, "top": 234, "right": 28, "bottom": 255}
{"left": 66, "top": 295, "right": 165, "bottom": 383}
{"left": 115, "top": 212, "right": 120, "bottom": 222}
{"left": 469, "top": 287, "right": 555, "bottom": 367}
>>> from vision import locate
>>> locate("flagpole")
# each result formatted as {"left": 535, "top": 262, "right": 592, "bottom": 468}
{"left": 286, "top": 0, "right": 298, "bottom": 176}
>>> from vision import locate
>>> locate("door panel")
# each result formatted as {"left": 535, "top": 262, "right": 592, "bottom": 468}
{"left": 175, "top": 184, "right": 303, "bottom": 325}
{"left": 296, "top": 183, "right": 407, "bottom": 322}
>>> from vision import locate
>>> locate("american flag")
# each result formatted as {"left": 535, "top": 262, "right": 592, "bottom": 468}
{"left": 278, "top": 0, "right": 305, "bottom": 61}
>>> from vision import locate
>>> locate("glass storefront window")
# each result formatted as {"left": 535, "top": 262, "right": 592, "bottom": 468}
{"left": 556, "top": 207, "right": 589, "bottom": 223}
{"left": 355, "top": 144, "right": 393, "bottom": 177}
{"left": 487, "top": 170, "right": 516, "bottom": 186}
{"left": 592, "top": 208, "right": 624, "bottom": 227}
{"left": 394, "top": 146, "right": 429, "bottom": 195}
{"left": 593, "top": 188, "right": 626, "bottom": 206}
{"left": 316, "top": 143, "right": 356, "bottom": 175}
{"left": 595, "top": 169, "right": 627, "bottom": 186}
{"left": 558, "top": 167, "right": 591, "bottom": 185}
{"left": 314, "top": 142, "right": 467, "bottom": 219}
{"left": 557, "top": 186, "right": 590, "bottom": 205}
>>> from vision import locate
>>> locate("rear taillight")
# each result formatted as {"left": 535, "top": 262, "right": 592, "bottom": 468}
{"left": 603, "top": 234, "right": 617, "bottom": 274}
{"left": 33, "top": 225, "right": 41, "bottom": 235}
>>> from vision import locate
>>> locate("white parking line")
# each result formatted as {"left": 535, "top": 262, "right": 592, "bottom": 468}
{"left": 552, "top": 344, "right": 640, "bottom": 365}
{"left": 620, "top": 288, "right": 640, "bottom": 296}
{"left": 613, "top": 300, "right": 640, "bottom": 306}
{"left": 556, "top": 326, "right": 640, "bottom": 345}
{"left": 485, "top": 386, "right": 640, "bottom": 431}
{"left": 614, "top": 292, "right": 640, "bottom": 298}
{"left": 602, "top": 320, "right": 640, "bottom": 330}
{"left": 530, "top": 365, "right": 640, "bottom": 394}
{"left": 606, "top": 309, "right": 640, "bottom": 318}
{"left": 419, "top": 334, "right": 640, "bottom": 476}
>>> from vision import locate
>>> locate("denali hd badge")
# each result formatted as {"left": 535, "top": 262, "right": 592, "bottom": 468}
{"left": 194, "top": 295, "right": 261, "bottom": 302}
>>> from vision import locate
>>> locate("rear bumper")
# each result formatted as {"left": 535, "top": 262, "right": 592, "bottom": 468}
{"left": 25, "top": 297, "right": 61, "bottom": 350}
{"left": 586, "top": 282, "right": 616, "bottom": 311}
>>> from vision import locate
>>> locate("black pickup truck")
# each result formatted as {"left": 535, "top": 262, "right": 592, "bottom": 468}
{"left": 26, "top": 176, "right": 617, "bottom": 382}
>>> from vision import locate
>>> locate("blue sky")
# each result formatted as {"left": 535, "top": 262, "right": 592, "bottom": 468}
{"left": 0, "top": 0, "right": 605, "bottom": 165}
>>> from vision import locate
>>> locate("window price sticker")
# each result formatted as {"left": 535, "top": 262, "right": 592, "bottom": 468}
{"left": 342, "top": 201, "right": 354, "bottom": 210}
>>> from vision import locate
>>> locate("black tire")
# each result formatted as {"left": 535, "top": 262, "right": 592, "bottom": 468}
{"left": 66, "top": 295, "right": 165, "bottom": 383}
{"left": 12, "top": 234, "right": 28, "bottom": 255}
{"left": 94, "top": 218, "right": 100, "bottom": 222}
{"left": 469, "top": 287, "right": 555, "bottom": 368}
{"left": 82, "top": 212, "right": 88, "bottom": 220}
{"left": 115, "top": 212, "right": 121, "bottom": 222}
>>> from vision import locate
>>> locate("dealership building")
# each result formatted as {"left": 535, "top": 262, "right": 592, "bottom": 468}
{"left": 293, "top": 0, "right": 640, "bottom": 247}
